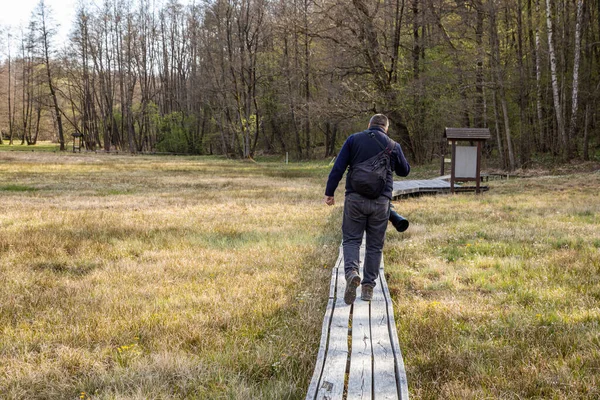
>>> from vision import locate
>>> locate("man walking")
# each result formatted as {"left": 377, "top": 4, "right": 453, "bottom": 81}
{"left": 324, "top": 114, "right": 410, "bottom": 304}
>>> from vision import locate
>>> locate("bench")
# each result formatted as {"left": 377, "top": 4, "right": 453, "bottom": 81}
{"left": 306, "top": 239, "right": 409, "bottom": 400}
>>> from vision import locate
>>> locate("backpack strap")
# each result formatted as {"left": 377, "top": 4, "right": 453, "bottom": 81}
{"left": 367, "top": 131, "right": 395, "bottom": 155}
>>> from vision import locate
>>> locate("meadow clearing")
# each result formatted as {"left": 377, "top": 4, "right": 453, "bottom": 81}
{"left": 0, "top": 149, "right": 599, "bottom": 399}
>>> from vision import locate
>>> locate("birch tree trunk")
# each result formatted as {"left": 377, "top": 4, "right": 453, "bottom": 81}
{"left": 545, "top": 0, "right": 567, "bottom": 157}
{"left": 5, "top": 34, "right": 11, "bottom": 145}
{"left": 568, "top": 0, "right": 584, "bottom": 158}
{"left": 9, "top": 33, "right": 17, "bottom": 145}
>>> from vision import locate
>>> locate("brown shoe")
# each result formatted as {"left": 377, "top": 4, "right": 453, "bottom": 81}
{"left": 361, "top": 285, "right": 373, "bottom": 302}
{"left": 344, "top": 272, "right": 361, "bottom": 305}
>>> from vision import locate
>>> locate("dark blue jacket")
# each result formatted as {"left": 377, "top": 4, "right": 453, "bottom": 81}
{"left": 325, "top": 126, "right": 410, "bottom": 199}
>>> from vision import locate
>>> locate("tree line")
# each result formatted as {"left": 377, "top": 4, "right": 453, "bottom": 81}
{"left": 0, "top": 0, "right": 598, "bottom": 169}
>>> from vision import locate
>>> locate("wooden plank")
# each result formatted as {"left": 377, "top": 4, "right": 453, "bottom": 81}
{"left": 380, "top": 270, "right": 410, "bottom": 400}
{"left": 308, "top": 238, "right": 410, "bottom": 400}
{"left": 392, "top": 176, "right": 465, "bottom": 198}
{"left": 314, "top": 297, "right": 351, "bottom": 400}
{"left": 393, "top": 179, "right": 452, "bottom": 190}
{"left": 347, "top": 252, "right": 372, "bottom": 400}
{"left": 305, "top": 297, "right": 336, "bottom": 400}
{"left": 306, "top": 251, "right": 343, "bottom": 399}
{"left": 347, "top": 299, "right": 372, "bottom": 400}
{"left": 335, "top": 261, "right": 346, "bottom": 294}
{"left": 314, "top": 244, "right": 353, "bottom": 400}
{"left": 328, "top": 251, "right": 343, "bottom": 299}
{"left": 370, "top": 260, "right": 399, "bottom": 400}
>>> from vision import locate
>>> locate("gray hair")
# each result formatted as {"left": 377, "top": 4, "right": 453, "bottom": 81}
{"left": 369, "top": 114, "right": 389, "bottom": 128}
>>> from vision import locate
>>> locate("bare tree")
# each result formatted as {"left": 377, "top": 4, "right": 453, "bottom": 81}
{"left": 490, "top": 0, "right": 515, "bottom": 170}
{"left": 35, "top": 0, "right": 66, "bottom": 150}
{"left": 534, "top": 0, "right": 545, "bottom": 152}
{"left": 0, "top": 0, "right": 598, "bottom": 163}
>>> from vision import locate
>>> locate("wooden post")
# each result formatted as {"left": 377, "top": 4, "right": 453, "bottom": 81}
{"left": 440, "top": 137, "right": 446, "bottom": 176}
{"left": 476, "top": 141, "right": 482, "bottom": 194}
{"left": 440, "top": 154, "right": 445, "bottom": 176}
{"left": 450, "top": 140, "right": 456, "bottom": 193}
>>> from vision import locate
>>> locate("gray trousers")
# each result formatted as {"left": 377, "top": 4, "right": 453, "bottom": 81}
{"left": 342, "top": 192, "right": 390, "bottom": 288}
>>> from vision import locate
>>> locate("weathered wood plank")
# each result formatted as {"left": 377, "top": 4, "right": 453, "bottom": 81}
{"left": 335, "top": 260, "right": 346, "bottom": 297}
{"left": 308, "top": 238, "right": 409, "bottom": 400}
{"left": 380, "top": 270, "right": 410, "bottom": 400}
{"left": 328, "top": 251, "right": 343, "bottom": 299}
{"left": 370, "top": 260, "right": 399, "bottom": 400}
{"left": 347, "top": 259, "right": 372, "bottom": 400}
{"left": 305, "top": 297, "right": 336, "bottom": 400}
{"left": 314, "top": 297, "right": 351, "bottom": 399}
{"left": 392, "top": 177, "right": 459, "bottom": 198}
{"left": 347, "top": 297, "right": 372, "bottom": 399}
{"left": 314, "top": 245, "right": 353, "bottom": 399}
{"left": 306, "top": 248, "right": 343, "bottom": 400}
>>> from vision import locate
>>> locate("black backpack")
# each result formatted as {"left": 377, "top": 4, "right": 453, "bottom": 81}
{"left": 348, "top": 132, "right": 396, "bottom": 199}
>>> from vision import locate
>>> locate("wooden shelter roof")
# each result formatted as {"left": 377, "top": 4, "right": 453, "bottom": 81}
{"left": 444, "top": 127, "right": 490, "bottom": 140}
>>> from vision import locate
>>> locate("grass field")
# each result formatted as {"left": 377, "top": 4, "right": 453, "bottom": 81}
{"left": 1, "top": 150, "right": 599, "bottom": 399}
{"left": 0, "top": 152, "right": 337, "bottom": 399}
{"left": 389, "top": 171, "right": 600, "bottom": 399}
{"left": 0, "top": 141, "right": 61, "bottom": 152}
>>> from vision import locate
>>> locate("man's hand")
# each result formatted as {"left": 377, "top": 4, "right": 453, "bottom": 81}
{"left": 324, "top": 196, "right": 335, "bottom": 206}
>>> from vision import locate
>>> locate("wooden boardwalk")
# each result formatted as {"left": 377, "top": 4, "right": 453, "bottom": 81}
{"left": 392, "top": 178, "right": 453, "bottom": 198}
{"left": 392, "top": 178, "right": 489, "bottom": 198}
{"left": 306, "top": 240, "right": 409, "bottom": 400}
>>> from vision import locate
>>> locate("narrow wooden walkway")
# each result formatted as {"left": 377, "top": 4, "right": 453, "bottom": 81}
{"left": 392, "top": 178, "right": 453, "bottom": 198}
{"left": 392, "top": 178, "right": 489, "bottom": 198}
{"left": 306, "top": 240, "right": 409, "bottom": 400}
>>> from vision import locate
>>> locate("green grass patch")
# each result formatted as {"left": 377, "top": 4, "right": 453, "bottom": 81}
{"left": 0, "top": 141, "right": 60, "bottom": 152}
{"left": 0, "top": 184, "right": 39, "bottom": 192}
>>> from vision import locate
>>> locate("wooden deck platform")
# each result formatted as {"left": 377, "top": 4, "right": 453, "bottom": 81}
{"left": 306, "top": 240, "right": 409, "bottom": 400}
{"left": 392, "top": 178, "right": 488, "bottom": 199}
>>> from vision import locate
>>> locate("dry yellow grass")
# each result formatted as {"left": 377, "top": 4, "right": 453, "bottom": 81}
{"left": 2, "top": 150, "right": 599, "bottom": 399}
{"left": 386, "top": 172, "right": 600, "bottom": 399}
{"left": 0, "top": 152, "right": 339, "bottom": 399}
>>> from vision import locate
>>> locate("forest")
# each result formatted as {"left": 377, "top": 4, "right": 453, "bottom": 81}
{"left": 0, "top": 0, "right": 598, "bottom": 169}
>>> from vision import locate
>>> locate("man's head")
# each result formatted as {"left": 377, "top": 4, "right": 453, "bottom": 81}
{"left": 368, "top": 114, "right": 389, "bottom": 133}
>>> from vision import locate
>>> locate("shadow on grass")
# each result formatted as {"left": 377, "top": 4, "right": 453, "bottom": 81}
{"left": 32, "top": 260, "right": 100, "bottom": 276}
